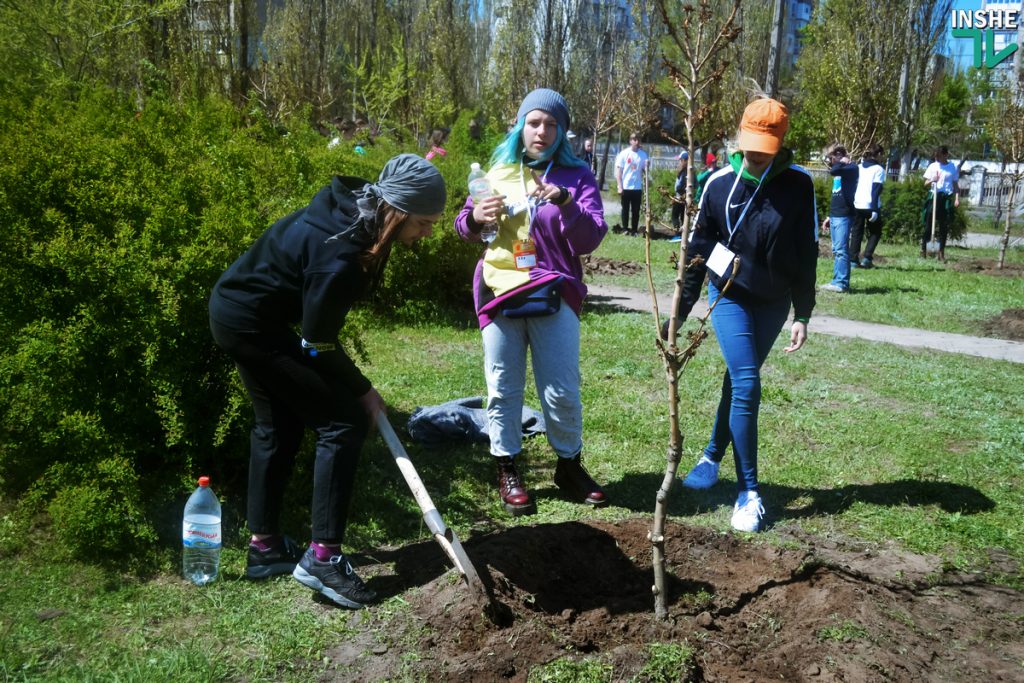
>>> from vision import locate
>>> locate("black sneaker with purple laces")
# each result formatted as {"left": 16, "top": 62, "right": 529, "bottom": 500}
{"left": 245, "top": 535, "right": 304, "bottom": 580}
{"left": 292, "top": 546, "right": 378, "bottom": 608}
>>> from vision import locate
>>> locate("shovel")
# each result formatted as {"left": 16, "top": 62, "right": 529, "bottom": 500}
{"left": 927, "top": 187, "right": 941, "bottom": 256}
{"left": 376, "top": 413, "right": 488, "bottom": 600}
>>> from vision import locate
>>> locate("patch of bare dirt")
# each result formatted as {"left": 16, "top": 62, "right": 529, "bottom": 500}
{"left": 951, "top": 257, "right": 1024, "bottom": 277}
{"left": 980, "top": 308, "right": 1024, "bottom": 341}
{"left": 317, "top": 519, "right": 1024, "bottom": 682}
{"left": 818, "top": 238, "right": 832, "bottom": 259}
{"left": 583, "top": 255, "right": 643, "bottom": 277}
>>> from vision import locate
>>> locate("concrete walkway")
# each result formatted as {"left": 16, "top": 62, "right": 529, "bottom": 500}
{"left": 587, "top": 283, "right": 1024, "bottom": 365}
{"left": 948, "top": 232, "right": 1023, "bottom": 249}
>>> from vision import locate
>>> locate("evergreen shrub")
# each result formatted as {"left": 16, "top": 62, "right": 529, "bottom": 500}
{"left": 810, "top": 174, "right": 967, "bottom": 245}
{"left": 881, "top": 178, "right": 967, "bottom": 244}
{"left": 0, "top": 88, "right": 483, "bottom": 563}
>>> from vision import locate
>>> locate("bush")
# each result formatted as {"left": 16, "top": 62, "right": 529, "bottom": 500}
{"left": 812, "top": 173, "right": 832, "bottom": 225}
{"left": 648, "top": 168, "right": 679, "bottom": 228}
{"left": 810, "top": 174, "right": 967, "bottom": 245}
{"left": 881, "top": 178, "right": 967, "bottom": 244}
{"left": 0, "top": 88, "right": 485, "bottom": 563}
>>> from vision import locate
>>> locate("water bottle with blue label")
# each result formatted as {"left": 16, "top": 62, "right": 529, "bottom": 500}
{"left": 468, "top": 162, "right": 498, "bottom": 243}
{"left": 182, "top": 476, "right": 222, "bottom": 585}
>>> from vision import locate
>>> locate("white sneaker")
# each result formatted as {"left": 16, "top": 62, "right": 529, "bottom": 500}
{"left": 731, "top": 491, "right": 765, "bottom": 532}
{"left": 819, "top": 283, "right": 848, "bottom": 293}
{"left": 680, "top": 455, "right": 720, "bottom": 490}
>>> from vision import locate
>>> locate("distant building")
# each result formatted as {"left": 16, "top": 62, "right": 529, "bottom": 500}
{"left": 784, "top": 0, "right": 814, "bottom": 70}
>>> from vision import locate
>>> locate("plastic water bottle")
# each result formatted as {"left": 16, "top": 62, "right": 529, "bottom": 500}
{"left": 468, "top": 162, "right": 498, "bottom": 243}
{"left": 182, "top": 476, "right": 221, "bottom": 586}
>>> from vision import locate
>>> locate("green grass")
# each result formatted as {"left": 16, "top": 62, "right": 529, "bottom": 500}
{"left": 2, "top": 303, "right": 1023, "bottom": 679}
{"left": 965, "top": 210, "right": 1024, "bottom": 236}
{"left": 817, "top": 616, "right": 871, "bottom": 643}
{"left": 588, "top": 232, "right": 1024, "bottom": 336}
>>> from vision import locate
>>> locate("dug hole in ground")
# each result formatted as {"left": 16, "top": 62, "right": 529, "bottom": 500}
{"left": 316, "top": 518, "right": 1022, "bottom": 682}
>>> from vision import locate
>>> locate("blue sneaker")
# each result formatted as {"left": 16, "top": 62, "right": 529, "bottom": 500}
{"left": 680, "top": 455, "right": 720, "bottom": 490}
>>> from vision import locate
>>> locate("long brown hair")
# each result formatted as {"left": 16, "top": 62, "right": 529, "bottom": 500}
{"left": 360, "top": 201, "right": 408, "bottom": 276}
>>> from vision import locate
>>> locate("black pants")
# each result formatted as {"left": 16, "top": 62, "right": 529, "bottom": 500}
{"left": 209, "top": 319, "right": 368, "bottom": 544}
{"left": 850, "top": 208, "right": 882, "bottom": 262}
{"left": 922, "top": 193, "right": 952, "bottom": 251}
{"left": 620, "top": 189, "right": 642, "bottom": 233}
{"left": 671, "top": 195, "right": 685, "bottom": 232}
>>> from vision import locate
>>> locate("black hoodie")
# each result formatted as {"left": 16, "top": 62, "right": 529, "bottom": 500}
{"left": 676, "top": 149, "right": 818, "bottom": 321}
{"left": 209, "top": 176, "right": 375, "bottom": 395}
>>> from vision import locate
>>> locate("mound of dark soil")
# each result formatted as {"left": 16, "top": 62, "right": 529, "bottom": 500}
{"left": 951, "top": 257, "right": 1024, "bottom": 277}
{"left": 980, "top": 308, "right": 1024, "bottom": 341}
{"left": 583, "top": 256, "right": 643, "bottom": 277}
{"left": 318, "top": 519, "right": 1024, "bottom": 682}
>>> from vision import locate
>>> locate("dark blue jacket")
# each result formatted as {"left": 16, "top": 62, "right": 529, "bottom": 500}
{"left": 676, "top": 149, "right": 818, "bottom": 320}
{"left": 829, "top": 161, "right": 859, "bottom": 217}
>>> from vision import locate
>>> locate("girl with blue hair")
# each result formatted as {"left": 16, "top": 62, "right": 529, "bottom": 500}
{"left": 455, "top": 88, "right": 608, "bottom": 516}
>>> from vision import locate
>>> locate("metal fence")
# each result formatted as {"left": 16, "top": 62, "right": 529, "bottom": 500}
{"left": 975, "top": 172, "right": 1024, "bottom": 211}
{"left": 600, "top": 145, "right": 1023, "bottom": 215}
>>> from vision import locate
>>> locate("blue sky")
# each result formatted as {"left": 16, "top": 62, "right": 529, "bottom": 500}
{"left": 946, "top": 0, "right": 1024, "bottom": 70}
{"left": 947, "top": 0, "right": 982, "bottom": 69}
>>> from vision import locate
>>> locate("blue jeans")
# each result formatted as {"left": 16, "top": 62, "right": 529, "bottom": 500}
{"left": 482, "top": 302, "right": 583, "bottom": 458}
{"left": 704, "top": 282, "right": 791, "bottom": 492}
{"left": 829, "top": 215, "right": 851, "bottom": 289}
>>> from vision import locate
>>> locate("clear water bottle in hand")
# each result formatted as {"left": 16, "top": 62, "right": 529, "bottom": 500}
{"left": 468, "top": 162, "right": 499, "bottom": 243}
{"left": 182, "top": 476, "right": 222, "bottom": 585}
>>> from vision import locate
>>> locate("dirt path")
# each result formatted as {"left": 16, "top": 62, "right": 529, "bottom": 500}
{"left": 587, "top": 283, "right": 1024, "bottom": 365}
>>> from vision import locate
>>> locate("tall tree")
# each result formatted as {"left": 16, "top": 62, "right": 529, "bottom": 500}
{"left": 894, "top": 0, "right": 952, "bottom": 177}
{"left": 985, "top": 86, "right": 1024, "bottom": 269}
{"left": 764, "top": 0, "right": 784, "bottom": 98}
{"left": 789, "top": 0, "right": 951, "bottom": 161}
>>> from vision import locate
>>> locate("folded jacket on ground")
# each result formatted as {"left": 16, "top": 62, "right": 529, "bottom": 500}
{"left": 407, "top": 396, "right": 546, "bottom": 446}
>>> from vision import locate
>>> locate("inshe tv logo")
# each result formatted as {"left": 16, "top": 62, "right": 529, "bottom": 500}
{"left": 951, "top": 7, "right": 1020, "bottom": 68}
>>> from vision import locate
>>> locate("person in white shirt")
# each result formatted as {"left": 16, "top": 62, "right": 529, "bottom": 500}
{"left": 922, "top": 145, "right": 959, "bottom": 262}
{"left": 614, "top": 132, "right": 649, "bottom": 235}
{"left": 851, "top": 143, "right": 886, "bottom": 269}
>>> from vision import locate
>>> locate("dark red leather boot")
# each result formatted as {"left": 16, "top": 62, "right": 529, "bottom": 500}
{"left": 554, "top": 453, "right": 608, "bottom": 507}
{"left": 496, "top": 456, "right": 535, "bottom": 516}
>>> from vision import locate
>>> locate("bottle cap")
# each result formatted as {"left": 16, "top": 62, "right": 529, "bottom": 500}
{"left": 471, "top": 162, "right": 481, "bottom": 170}
{"left": 197, "top": 476, "right": 210, "bottom": 487}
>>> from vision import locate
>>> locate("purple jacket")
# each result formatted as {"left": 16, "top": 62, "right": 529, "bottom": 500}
{"left": 454, "top": 163, "right": 607, "bottom": 329}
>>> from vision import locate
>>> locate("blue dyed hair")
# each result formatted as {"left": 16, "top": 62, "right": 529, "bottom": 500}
{"left": 489, "top": 118, "right": 588, "bottom": 169}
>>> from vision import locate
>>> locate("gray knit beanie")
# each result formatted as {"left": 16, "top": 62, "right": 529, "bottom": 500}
{"left": 516, "top": 88, "right": 570, "bottom": 132}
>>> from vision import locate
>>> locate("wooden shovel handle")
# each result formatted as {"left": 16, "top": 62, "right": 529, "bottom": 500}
{"left": 376, "top": 414, "right": 487, "bottom": 596}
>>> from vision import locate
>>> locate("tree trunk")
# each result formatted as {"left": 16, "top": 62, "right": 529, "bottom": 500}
{"left": 765, "top": 0, "right": 784, "bottom": 97}
{"left": 599, "top": 134, "right": 613, "bottom": 192}
{"left": 236, "top": 0, "right": 250, "bottom": 103}
{"left": 998, "top": 175, "right": 1019, "bottom": 269}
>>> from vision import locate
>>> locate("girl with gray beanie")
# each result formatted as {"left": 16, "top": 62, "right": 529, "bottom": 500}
{"left": 454, "top": 88, "right": 609, "bottom": 516}
{"left": 209, "top": 153, "right": 445, "bottom": 608}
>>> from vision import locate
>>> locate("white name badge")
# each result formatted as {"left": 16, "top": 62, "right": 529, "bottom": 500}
{"left": 707, "top": 242, "right": 736, "bottom": 278}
